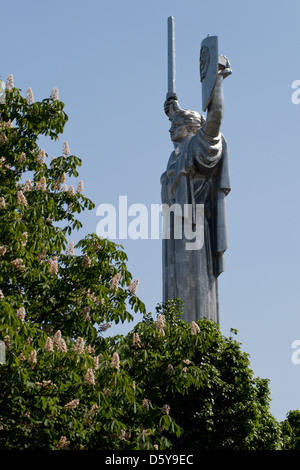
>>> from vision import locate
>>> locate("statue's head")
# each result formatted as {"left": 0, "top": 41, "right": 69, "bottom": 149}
{"left": 169, "top": 109, "right": 205, "bottom": 143}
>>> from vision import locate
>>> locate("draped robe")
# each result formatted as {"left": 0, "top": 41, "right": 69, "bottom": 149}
{"left": 161, "top": 126, "right": 230, "bottom": 323}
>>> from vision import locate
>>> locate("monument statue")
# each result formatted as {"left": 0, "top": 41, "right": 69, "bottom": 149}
{"left": 161, "top": 17, "right": 232, "bottom": 324}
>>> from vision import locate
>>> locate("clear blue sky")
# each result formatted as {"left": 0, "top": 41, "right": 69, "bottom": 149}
{"left": 2, "top": 0, "right": 300, "bottom": 422}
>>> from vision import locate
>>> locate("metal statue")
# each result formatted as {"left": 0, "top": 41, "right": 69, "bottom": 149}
{"left": 161, "top": 17, "right": 232, "bottom": 324}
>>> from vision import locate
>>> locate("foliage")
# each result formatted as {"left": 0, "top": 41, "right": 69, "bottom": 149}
{"left": 0, "top": 78, "right": 295, "bottom": 450}
{"left": 0, "top": 79, "right": 163, "bottom": 450}
{"left": 280, "top": 410, "right": 300, "bottom": 449}
{"left": 119, "top": 300, "right": 283, "bottom": 450}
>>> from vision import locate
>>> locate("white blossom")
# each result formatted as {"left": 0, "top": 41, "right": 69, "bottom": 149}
{"left": 53, "top": 331, "right": 68, "bottom": 353}
{"left": 62, "top": 140, "right": 70, "bottom": 156}
{"left": 142, "top": 398, "right": 150, "bottom": 411}
{"left": 24, "top": 179, "right": 32, "bottom": 191}
{"left": 110, "top": 272, "right": 121, "bottom": 290}
{"left": 64, "top": 399, "right": 79, "bottom": 410}
{"left": 26, "top": 87, "right": 34, "bottom": 104}
{"left": 0, "top": 246, "right": 6, "bottom": 256}
{"left": 81, "top": 306, "right": 91, "bottom": 321}
{"left": 74, "top": 337, "right": 85, "bottom": 354}
{"left": 76, "top": 180, "right": 84, "bottom": 194}
{"left": 68, "top": 185, "right": 75, "bottom": 196}
{"left": 191, "top": 321, "right": 200, "bottom": 335}
{"left": 50, "top": 87, "right": 59, "bottom": 101}
{"left": 56, "top": 337, "right": 67, "bottom": 353}
{"left": 93, "top": 355, "right": 99, "bottom": 370}
{"left": 110, "top": 352, "right": 120, "bottom": 370}
{"left": 35, "top": 380, "right": 56, "bottom": 389}
{"left": 0, "top": 134, "right": 8, "bottom": 145}
{"left": 56, "top": 436, "right": 69, "bottom": 450}
{"left": 53, "top": 179, "right": 61, "bottom": 191}
{"left": 166, "top": 364, "right": 175, "bottom": 376}
{"left": 37, "top": 149, "right": 45, "bottom": 165}
{"left": 4, "top": 335, "right": 10, "bottom": 348}
{"left": 16, "top": 307, "right": 25, "bottom": 323}
{"left": 85, "top": 368, "right": 95, "bottom": 385}
{"left": 128, "top": 279, "right": 139, "bottom": 295}
{"left": 36, "top": 176, "right": 46, "bottom": 191}
{"left": 48, "top": 256, "right": 58, "bottom": 275}
{"left": 66, "top": 240, "right": 74, "bottom": 255}
{"left": 156, "top": 314, "right": 166, "bottom": 335}
{"left": 28, "top": 349, "right": 37, "bottom": 365}
{"left": 45, "top": 337, "right": 54, "bottom": 352}
{"left": 11, "top": 258, "right": 25, "bottom": 271}
{"left": 82, "top": 253, "right": 91, "bottom": 267}
{"left": 6, "top": 74, "right": 14, "bottom": 90}
{"left": 37, "top": 247, "right": 47, "bottom": 262}
{"left": 156, "top": 314, "right": 166, "bottom": 328}
{"left": 53, "top": 330, "right": 62, "bottom": 348}
{"left": 17, "top": 190, "right": 27, "bottom": 206}
{"left": 21, "top": 232, "right": 28, "bottom": 247}
{"left": 132, "top": 332, "right": 142, "bottom": 348}
{"left": 161, "top": 404, "right": 170, "bottom": 415}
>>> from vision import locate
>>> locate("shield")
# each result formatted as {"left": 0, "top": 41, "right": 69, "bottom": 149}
{"left": 200, "top": 36, "right": 218, "bottom": 112}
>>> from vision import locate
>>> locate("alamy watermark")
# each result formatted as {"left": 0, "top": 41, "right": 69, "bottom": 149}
{"left": 291, "top": 83, "right": 300, "bottom": 363}
{"left": 291, "top": 80, "right": 300, "bottom": 104}
{"left": 96, "top": 196, "right": 204, "bottom": 251}
{"left": 291, "top": 340, "right": 300, "bottom": 365}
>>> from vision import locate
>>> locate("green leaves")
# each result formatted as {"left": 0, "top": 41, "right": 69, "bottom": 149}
{"left": 115, "top": 300, "right": 284, "bottom": 450}
{"left": 0, "top": 81, "right": 285, "bottom": 451}
{"left": 0, "top": 81, "right": 152, "bottom": 450}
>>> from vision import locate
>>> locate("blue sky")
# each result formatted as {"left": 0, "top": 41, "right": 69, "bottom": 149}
{"left": 2, "top": 0, "right": 300, "bottom": 422}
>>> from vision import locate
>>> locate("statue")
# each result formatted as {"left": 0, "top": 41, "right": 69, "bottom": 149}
{"left": 161, "top": 18, "right": 232, "bottom": 324}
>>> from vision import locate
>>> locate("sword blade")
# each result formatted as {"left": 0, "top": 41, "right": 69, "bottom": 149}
{"left": 167, "top": 16, "right": 177, "bottom": 99}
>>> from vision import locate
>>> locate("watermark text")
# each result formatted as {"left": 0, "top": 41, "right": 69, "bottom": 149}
{"left": 96, "top": 196, "right": 204, "bottom": 251}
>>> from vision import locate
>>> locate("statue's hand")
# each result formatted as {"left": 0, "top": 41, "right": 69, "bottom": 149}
{"left": 218, "top": 55, "right": 232, "bottom": 79}
{"left": 164, "top": 97, "right": 180, "bottom": 118}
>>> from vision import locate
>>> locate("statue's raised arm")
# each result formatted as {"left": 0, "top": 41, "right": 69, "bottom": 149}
{"left": 201, "top": 39, "right": 232, "bottom": 137}
{"left": 164, "top": 38, "right": 232, "bottom": 136}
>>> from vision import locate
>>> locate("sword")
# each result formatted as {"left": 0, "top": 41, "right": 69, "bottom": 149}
{"left": 166, "top": 16, "right": 177, "bottom": 101}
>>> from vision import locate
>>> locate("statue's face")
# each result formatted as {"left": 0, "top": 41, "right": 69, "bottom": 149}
{"left": 169, "top": 115, "right": 189, "bottom": 143}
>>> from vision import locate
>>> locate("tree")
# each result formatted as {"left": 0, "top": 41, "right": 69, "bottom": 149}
{"left": 0, "top": 75, "right": 290, "bottom": 451}
{"left": 119, "top": 300, "right": 283, "bottom": 450}
{"left": 0, "top": 77, "right": 178, "bottom": 450}
{"left": 280, "top": 410, "right": 300, "bottom": 449}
